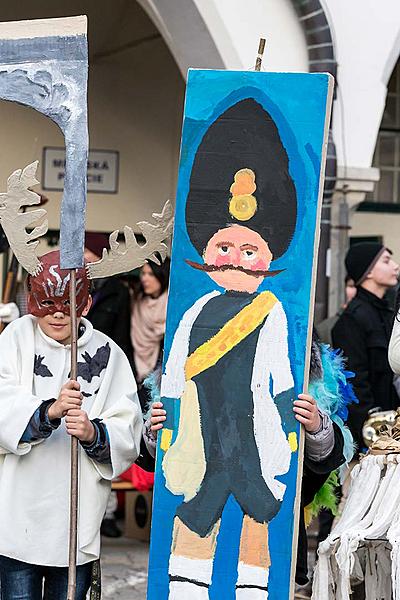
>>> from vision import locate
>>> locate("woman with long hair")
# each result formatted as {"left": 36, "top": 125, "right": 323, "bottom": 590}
{"left": 131, "top": 258, "right": 170, "bottom": 410}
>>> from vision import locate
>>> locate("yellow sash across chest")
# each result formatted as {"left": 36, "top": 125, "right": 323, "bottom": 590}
{"left": 184, "top": 290, "right": 278, "bottom": 381}
{"left": 162, "top": 290, "right": 281, "bottom": 500}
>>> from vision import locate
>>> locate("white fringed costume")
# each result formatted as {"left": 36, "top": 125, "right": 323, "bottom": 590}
{"left": 0, "top": 315, "right": 142, "bottom": 566}
{"left": 312, "top": 446, "right": 400, "bottom": 599}
{"left": 312, "top": 311, "right": 400, "bottom": 600}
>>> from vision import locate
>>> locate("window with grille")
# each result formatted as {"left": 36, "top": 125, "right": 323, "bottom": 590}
{"left": 366, "top": 59, "right": 400, "bottom": 204}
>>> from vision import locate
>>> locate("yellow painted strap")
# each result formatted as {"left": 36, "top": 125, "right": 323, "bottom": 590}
{"left": 185, "top": 291, "right": 278, "bottom": 380}
{"left": 288, "top": 431, "right": 298, "bottom": 453}
{"left": 160, "top": 428, "right": 173, "bottom": 452}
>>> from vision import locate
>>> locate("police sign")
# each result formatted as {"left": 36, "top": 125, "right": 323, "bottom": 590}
{"left": 42, "top": 147, "right": 119, "bottom": 193}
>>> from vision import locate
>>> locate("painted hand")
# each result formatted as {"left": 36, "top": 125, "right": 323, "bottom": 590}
{"left": 48, "top": 380, "right": 82, "bottom": 420}
{"left": 65, "top": 409, "right": 96, "bottom": 442}
{"left": 293, "top": 393, "right": 321, "bottom": 433}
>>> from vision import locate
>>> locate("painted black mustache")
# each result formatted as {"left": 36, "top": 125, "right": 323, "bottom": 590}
{"left": 186, "top": 260, "right": 284, "bottom": 278}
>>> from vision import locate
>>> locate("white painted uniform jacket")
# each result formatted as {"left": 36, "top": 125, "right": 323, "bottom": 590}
{"left": 162, "top": 291, "right": 294, "bottom": 503}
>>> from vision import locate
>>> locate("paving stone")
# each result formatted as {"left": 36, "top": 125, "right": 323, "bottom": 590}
{"left": 100, "top": 534, "right": 149, "bottom": 599}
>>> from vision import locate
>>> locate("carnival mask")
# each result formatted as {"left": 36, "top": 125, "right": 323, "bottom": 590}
{"left": 27, "top": 250, "right": 90, "bottom": 317}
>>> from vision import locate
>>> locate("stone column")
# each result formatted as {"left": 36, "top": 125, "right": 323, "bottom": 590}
{"left": 327, "top": 166, "right": 380, "bottom": 317}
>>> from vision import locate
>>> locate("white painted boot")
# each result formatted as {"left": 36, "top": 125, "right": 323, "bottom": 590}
{"left": 169, "top": 581, "right": 209, "bottom": 600}
{"left": 236, "top": 588, "right": 268, "bottom": 600}
{"left": 236, "top": 562, "right": 269, "bottom": 599}
{"left": 168, "top": 555, "right": 212, "bottom": 600}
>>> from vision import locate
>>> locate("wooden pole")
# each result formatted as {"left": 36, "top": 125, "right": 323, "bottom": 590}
{"left": 255, "top": 38, "right": 266, "bottom": 72}
{"left": 67, "top": 268, "right": 79, "bottom": 600}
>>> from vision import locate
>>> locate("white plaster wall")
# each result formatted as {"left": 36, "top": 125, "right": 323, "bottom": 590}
{"left": 351, "top": 211, "right": 400, "bottom": 259}
{"left": 324, "top": 0, "right": 400, "bottom": 169}
{"left": 193, "top": 0, "right": 309, "bottom": 72}
{"left": 141, "top": 0, "right": 400, "bottom": 176}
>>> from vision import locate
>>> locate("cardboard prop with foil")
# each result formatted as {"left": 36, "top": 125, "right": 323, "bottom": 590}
{"left": 147, "top": 70, "right": 333, "bottom": 600}
{"left": 0, "top": 16, "right": 88, "bottom": 269}
{"left": 0, "top": 15, "right": 172, "bottom": 599}
{"left": 0, "top": 16, "right": 173, "bottom": 276}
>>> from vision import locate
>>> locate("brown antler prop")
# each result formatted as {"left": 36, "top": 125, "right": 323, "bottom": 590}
{"left": 86, "top": 200, "right": 173, "bottom": 279}
{"left": 0, "top": 161, "right": 48, "bottom": 276}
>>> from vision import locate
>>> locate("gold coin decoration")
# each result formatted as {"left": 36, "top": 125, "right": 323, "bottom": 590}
{"left": 229, "top": 168, "right": 257, "bottom": 221}
{"left": 229, "top": 194, "right": 257, "bottom": 221}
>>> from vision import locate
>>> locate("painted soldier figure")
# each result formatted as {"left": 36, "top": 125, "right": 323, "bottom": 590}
{"left": 160, "top": 98, "right": 299, "bottom": 600}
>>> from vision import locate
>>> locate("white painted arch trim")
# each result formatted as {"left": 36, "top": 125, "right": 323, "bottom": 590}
{"left": 138, "top": 0, "right": 308, "bottom": 79}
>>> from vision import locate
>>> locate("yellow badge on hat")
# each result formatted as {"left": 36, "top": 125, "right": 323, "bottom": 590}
{"left": 229, "top": 168, "right": 258, "bottom": 221}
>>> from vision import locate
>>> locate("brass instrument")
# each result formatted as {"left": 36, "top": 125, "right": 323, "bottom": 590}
{"left": 362, "top": 408, "right": 397, "bottom": 447}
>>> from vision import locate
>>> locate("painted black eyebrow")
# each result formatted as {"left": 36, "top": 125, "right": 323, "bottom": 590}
{"left": 240, "top": 244, "right": 258, "bottom": 251}
{"left": 215, "top": 241, "right": 235, "bottom": 248}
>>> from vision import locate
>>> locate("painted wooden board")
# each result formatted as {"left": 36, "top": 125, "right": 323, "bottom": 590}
{"left": 0, "top": 16, "right": 88, "bottom": 268}
{"left": 148, "top": 69, "right": 333, "bottom": 600}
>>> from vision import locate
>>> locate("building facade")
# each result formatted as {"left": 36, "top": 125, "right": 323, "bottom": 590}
{"left": 0, "top": 0, "right": 399, "bottom": 317}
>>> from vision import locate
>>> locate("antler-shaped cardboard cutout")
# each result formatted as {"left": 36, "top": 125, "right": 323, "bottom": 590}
{"left": 86, "top": 200, "right": 174, "bottom": 279}
{"left": 0, "top": 161, "right": 174, "bottom": 279}
{"left": 0, "top": 161, "right": 47, "bottom": 275}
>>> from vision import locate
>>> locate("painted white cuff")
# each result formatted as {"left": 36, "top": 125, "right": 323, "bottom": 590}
{"left": 237, "top": 562, "right": 269, "bottom": 587}
{"left": 169, "top": 555, "right": 213, "bottom": 585}
{"left": 169, "top": 581, "right": 209, "bottom": 600}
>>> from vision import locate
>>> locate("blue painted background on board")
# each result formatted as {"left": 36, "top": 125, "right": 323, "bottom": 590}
{"left": 147, "top": 69, "right": 331, "bottom": 600}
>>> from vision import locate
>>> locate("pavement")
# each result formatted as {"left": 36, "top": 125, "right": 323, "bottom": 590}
{"left": 100, "top": 520, "right": 320, "bottom": 600}
{"left": 101, "top": 534, "right": 149, "bottom": 600}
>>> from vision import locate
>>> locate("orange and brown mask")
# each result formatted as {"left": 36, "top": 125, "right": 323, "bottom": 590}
{"left": 27, "top": 250, "right": 90, "bottom": 317}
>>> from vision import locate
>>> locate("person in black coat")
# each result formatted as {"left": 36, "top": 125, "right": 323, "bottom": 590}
{"left": 84, "top": 232, "right": 133, "bottom": 538}
{"left": 84, "top": 232, "right": 133, "bottom": 362}
{"left": 332, "top": 242, "right": 399, "bottom": 451}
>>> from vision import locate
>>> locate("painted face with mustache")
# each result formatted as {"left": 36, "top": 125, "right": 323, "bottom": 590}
{"left": 189, "top": 224, "right": 274, "bottom": 293}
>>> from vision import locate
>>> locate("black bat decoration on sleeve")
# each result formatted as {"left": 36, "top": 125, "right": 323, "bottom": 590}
{"left": 34, "top": 355, "right": 53, "bottom": 378}
{"left": 73, "top": 343, "right": 111, "bottom": 383}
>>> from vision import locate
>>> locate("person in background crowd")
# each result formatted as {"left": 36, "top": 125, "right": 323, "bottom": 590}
{"left": 332, "top": 242, "right": 400, "bottom": 452}
{"left": 115, "top": 259, "right": 171, "bottom": 502}
{"left": 131, "top": 258, "right": 170, "bottom": 410}
{"left": 84, "top": 232, "right": 133, "bottom": 362}
{"left": 316, "top": 275, "right": 356, "bottom": 345}
{"left": 315, "top": 275, "right": 358, "bottom": 553}
{"left": 84, "top": 232, "right": 134, "bottom": 538}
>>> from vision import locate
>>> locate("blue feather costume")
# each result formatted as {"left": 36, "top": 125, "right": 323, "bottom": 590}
{"left": 309, "top": 344, "right": 357, "bottom": 464}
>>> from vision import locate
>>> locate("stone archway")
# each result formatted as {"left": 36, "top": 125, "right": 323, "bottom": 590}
{"left": 137, "top": 0, "right": 226, "bottom": 77}
{"left": 138, "top": 0, "right": 310, "bottom": 78}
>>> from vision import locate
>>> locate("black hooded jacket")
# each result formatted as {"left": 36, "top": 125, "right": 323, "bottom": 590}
{"left": 332, "top": 287, "right": 398, "bottom": 450}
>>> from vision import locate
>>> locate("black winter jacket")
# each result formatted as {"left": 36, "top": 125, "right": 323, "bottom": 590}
{"left": 295, "top": 422, "right": 344, "bottom": 584}
{"left": 86, "top": 277, "right": 133, "bottom": 362}
{"left": 332, "top": 287, "right": 398, "bottom": 450}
